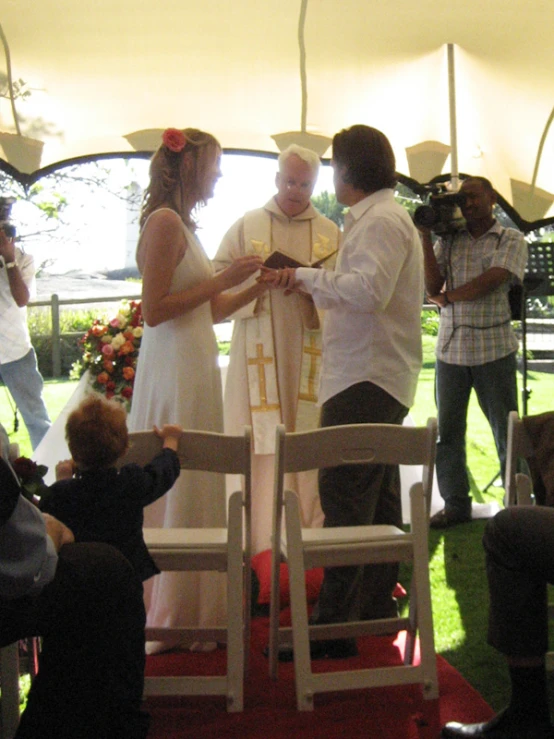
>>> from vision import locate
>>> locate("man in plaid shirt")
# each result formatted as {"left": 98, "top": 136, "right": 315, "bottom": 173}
{"left": 420, "top": 177, "right": 527, "bottom": 528}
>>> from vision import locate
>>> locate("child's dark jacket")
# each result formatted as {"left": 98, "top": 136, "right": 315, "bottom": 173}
{"left": 39, "top": 448, "right": 180, "bottom": 581}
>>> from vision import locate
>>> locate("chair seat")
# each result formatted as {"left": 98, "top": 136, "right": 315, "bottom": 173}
{"left": 143, "top": 528, "right": 229, "bottom": 548}
{"left": 298, "top": 524, "right": 405, "bottom": 546}
{"left": 284, "top": 525, "right": 413, "bottom": 569}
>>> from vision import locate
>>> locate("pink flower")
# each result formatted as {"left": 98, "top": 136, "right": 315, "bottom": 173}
{"left": 101, "top": 343, "right": 115, "bottom": 358}
{"left": 162, "top": 128, "right": 187, "bottom": 153}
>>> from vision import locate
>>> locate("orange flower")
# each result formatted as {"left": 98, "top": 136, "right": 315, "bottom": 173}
{"left": 97, "top": 372, "right": 109, "bottom": 385}
{"left": 103, "top": 359, "right": 114, "bottom": 372}
{"left": 122, "top": 366, "right": 135, "bottom": 381}
{"left": 118, "top": 340, "right": 135, "bottom": 356}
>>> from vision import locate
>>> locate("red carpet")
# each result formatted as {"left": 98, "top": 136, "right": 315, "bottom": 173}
{"left": 144, "top": 616, "right": 493, "bottom": 739}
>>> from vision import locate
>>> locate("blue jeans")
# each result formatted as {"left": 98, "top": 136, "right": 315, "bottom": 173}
{"left": 435, "top": 352, "right": 518, "bottom": 517}
{"left": 0, "top": 348, "right": 51, "bottom": 450}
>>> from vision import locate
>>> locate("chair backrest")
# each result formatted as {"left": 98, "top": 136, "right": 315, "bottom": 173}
{"left": 506, "top": 411, "right": 534, "bottom": 506}
{"left": 272, "top": 418, "right": 437, "bottom": 536}
{"left": 120, "top": 426, "right": 252, "bottom": 524}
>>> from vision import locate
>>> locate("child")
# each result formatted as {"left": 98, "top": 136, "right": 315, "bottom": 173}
{"left": 39, "top": 393, "right": 182, "bottom": 582}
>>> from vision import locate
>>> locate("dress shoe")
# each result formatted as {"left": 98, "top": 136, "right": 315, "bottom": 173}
{"left": 264, "top": 638, "right": 358, "bottom": 662}
{"left": 430, "top": 508, "right": 472, "bottom": 530}
{"left": 441, "top": 707, "right": 554, "bottom": 738}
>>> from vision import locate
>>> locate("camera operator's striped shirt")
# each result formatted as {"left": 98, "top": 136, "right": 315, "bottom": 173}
{"left": 434, "top": 220, "right": 527, "bottom": 366}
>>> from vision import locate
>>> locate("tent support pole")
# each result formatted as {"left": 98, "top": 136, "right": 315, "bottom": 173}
{"left": 447, "top": 43, "right": 459, "bottom": 190}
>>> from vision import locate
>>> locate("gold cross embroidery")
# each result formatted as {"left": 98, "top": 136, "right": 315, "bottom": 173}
{"left": 248, "top": 343, "right": 280, "bottom": 412}
{"left": 298, "top": 334, "right": 321, "bottom": 402}
{"left": 250, "top": 239, "right": 270, "bottom": 258}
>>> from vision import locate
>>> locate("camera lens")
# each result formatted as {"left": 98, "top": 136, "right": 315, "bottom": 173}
{"left": 413, "top": 205, "right": 436, "bottom": 229}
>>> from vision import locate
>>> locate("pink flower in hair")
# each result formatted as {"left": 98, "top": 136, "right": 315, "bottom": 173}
{"left": 162, "top": 128, "right": 187, "bottom": 153}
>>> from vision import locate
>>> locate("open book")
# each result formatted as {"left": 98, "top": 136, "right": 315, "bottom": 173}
{"left": 263, "top": 249, "right": 337, "bottom": 270}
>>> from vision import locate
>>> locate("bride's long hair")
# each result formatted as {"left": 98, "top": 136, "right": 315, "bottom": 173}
{"left": 140, "top": 128, "right": 220, "bottom": 231}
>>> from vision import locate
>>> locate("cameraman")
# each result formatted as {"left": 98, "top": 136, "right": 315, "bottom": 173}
{"left": 419, "top": 177, "right": 527, "bottom": 528}
{"left": 0, "top": 197, "right": 51, "bottom": 449}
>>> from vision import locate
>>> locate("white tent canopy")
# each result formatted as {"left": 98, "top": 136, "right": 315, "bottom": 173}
{"left": 1, "top": 0, "right": 554, "bottom": 229}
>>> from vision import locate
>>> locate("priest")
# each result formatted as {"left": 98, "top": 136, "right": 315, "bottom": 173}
{"left": 213, "top": 145, "right": 339, "bottom": 554}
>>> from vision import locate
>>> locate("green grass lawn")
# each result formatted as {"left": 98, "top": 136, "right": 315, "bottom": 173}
{"left": 2, "top": 356, "right": 554, "bottom": 712}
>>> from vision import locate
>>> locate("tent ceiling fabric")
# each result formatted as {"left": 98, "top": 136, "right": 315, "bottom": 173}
{"left": 2, "top": 0, "right": 554, "bottom": 227}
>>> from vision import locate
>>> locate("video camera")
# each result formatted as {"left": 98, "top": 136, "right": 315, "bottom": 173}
{"left": 413, "top": 184, "right": 466, "bottom": 236}
{"left": 0, "top": 196, "right": 16, "bottom": 239}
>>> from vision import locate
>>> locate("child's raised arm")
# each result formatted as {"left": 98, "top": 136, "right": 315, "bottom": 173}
{"left": 153, "top": 424, "right": 183, "bottom": 453}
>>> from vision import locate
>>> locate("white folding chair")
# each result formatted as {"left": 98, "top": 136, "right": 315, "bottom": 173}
{"left": 505, "top": 410, "right": 536, "bottom": 507}
{"left": 120, "top": 426, "right": 252, "bottom": 712}
{"left": 268, "top": 418, "right": 438, "bottom": 711}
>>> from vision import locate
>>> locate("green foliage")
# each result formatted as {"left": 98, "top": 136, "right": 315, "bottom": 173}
{"left": 421, "top": 309, "right": 440, "bottom": 336}
{"left": 311, "top": 191, "right": 345, "bottom": 228}
{"left": 394, "top": 182, "right": 422, "bottom": 217}
{"left": 28, "top": 306, "right": 114, "bottom": 377}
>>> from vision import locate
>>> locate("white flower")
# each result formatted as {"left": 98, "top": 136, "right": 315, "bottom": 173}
{"left": 132, "top": 326, "right": 143, "bottom": 339}
{"left": 111, "top": 333, "right": 126, "bottom": 350}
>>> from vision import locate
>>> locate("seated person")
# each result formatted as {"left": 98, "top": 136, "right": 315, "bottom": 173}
{"left": 441, "top": 506, "right": 554, "bottom": 739}
{"left": 0, "top": 439, "right": 149, "bottom": 738}
{"left": 39, "top": 393, "right": 182, "bottom": 582}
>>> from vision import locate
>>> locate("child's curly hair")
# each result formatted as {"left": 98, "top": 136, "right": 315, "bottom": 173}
{"left": 65, "top": 394, "right": 128, "bottom": 469}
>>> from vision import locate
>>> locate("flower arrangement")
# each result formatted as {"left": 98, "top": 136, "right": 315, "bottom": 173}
{"left": 11, "top": 457, "right": 49, "bottom": 503}
{"left": 162, "top": 128, "right": 187, "bottom": 153}
{"left": 70, "top": 299, "right": 143, "bottom": 410}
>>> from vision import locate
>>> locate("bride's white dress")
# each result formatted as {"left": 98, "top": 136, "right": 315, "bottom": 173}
{"left": 128, "top": 210, "right": 226, "bottom": 651}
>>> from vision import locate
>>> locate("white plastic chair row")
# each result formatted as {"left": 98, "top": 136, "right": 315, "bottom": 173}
{"left": 2, "top": 418, "right": 438, "bottom": 725}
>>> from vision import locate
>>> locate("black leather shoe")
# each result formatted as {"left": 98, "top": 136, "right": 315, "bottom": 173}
{"left": 441, "top": 708, "right": 554, "bottom": 738}
{"left": 430, "top": 508, "right": 472, "bottom": 530}
{"left": 264, "top": 638, "right": 358, "bottom": 662}
{"left": 309, "top": 638, "right": 358, "bottom": 660}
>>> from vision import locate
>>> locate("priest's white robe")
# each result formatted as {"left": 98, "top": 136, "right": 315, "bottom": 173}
{"left": 213, "top": 198, "right": 339, "bottom": 554}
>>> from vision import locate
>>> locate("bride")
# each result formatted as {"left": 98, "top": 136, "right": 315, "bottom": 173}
{"left": 129, "top": 127, "right": 265, "bottom": 652}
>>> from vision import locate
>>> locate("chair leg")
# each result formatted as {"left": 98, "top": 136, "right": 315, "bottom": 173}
{"left": 284, "top": 492, "right": 315, "bottom": 711}
{"left": 226, "top": 492, "right": 244, "bottom": 712}
{"left": 410, "top": 487, "right": 439, "bottom": 699}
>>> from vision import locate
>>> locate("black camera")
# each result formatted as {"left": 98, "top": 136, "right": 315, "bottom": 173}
{"left": 413, "top": 184, "right": 466, "bottom": 235}
{"left": 0, "top": 196, "right": 16, "bottom": 239}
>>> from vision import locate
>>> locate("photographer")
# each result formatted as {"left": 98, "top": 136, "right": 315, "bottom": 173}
{"left": 0, "top": 196, "right": 51, "bottom": 450}
{"left": 419, "top": 176, "right": 527, "bottom": 528}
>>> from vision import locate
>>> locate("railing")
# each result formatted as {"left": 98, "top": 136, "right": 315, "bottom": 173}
{"left": 29, "top": 293, "right": 140, "bottom": 378}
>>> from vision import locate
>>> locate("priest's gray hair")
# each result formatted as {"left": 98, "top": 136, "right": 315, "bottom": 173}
{"left": 278, "top": 145, "right": 320, "bottom": 177}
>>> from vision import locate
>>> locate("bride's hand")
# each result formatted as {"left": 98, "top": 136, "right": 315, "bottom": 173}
{"left": 219, "top": 255, "right": 263, "bottom": 289}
